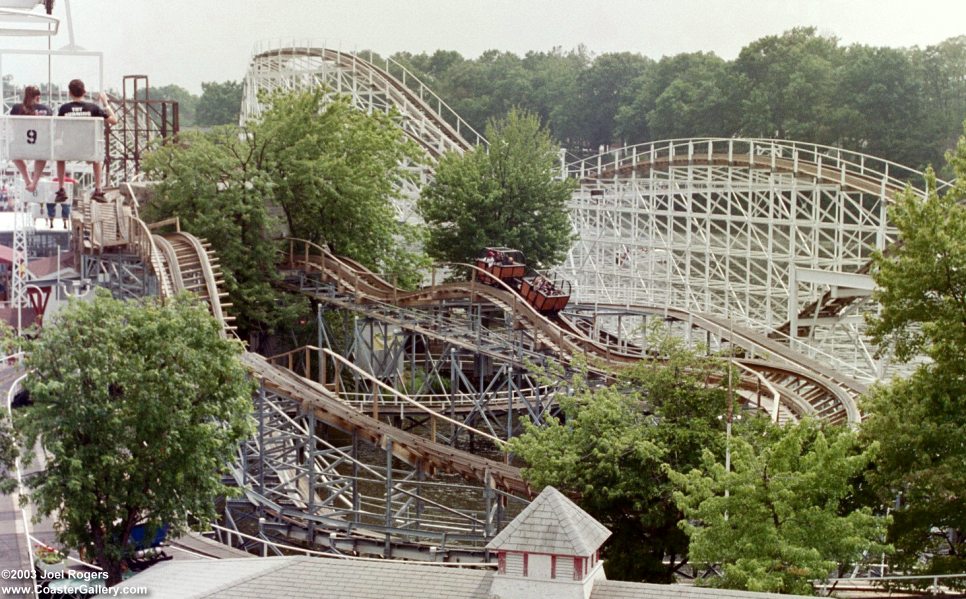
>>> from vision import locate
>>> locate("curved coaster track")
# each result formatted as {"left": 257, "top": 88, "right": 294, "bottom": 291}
{"left": 77, "top": 193, "right": 531, "bottom": 561}
{"left": 280, "top": 238, "right": 862, "bottom": 426}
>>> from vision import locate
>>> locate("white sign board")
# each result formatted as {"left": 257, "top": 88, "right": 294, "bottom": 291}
{"left": 1, "top": 116, "right": 105, "bottom": 162}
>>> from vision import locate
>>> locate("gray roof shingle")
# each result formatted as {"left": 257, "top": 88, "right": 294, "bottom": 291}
{"left": 486, "top": 485, "right": 611, "bottom": 555}
{"left": 94, "top": 557, "right": 293, "bottom": 599}
{"left": 103, "top": 556, "right": 495, "bottom": 599}
{"left": 591, "top": 580, "right": 814, "bottom": 599}
{"left": 102, "top": 556, "right": 816, "bottom": 599}
{"left": 206, "top": 558, "right": 494, "bottom": 599}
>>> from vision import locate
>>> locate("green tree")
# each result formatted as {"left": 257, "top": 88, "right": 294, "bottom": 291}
{"left": 0, "top": 415, "right": 18, "bottom": 495}
{"left": 862, "top": 129, "right": 966, "bottom": 579}
{"left": 0, "top": 321, "right": 19, "bottom": 496}
{"left": 569, "top": 52, "right": 652, "bottom": 149}
{"left": 145, "top": 89, "right": 426, "bottom": 334}
{"left": 143, "top": 125, "right": 302, "bottom": 341}
{"left": 377, "top": 34, "right": 966, "bottom": 168}
{"left": 733, "top": 28, "right": 843, "bottom": 141}
{"left": 615, "top": 51, "right": 733, "bottom": 144}
{"left": 520, "top": 47, "right": 587, "bottom": 144}
{"left": 391, "top": 49, "right": 464, "bottom": 92}
{"left": 418, "top": 108, "right": 574, "bottom": 270}
{"left": 831, "top": 46, "right": 930, "bottom": 169}
{"left": 149, "top": 83, "right": 199, "bottom": 128}
{"left": 911, "top": 36, "right": 966, "bottom": 174}
{"left": 508, "top": 334, "right": 729, "bottom": 581}
{"left": 456, "top": 52, "right": 534, "bottom": 133}
{"left": 17, "top": 290, "right": 253, "bottom": 585}
{"left": 254, "top": 89, "right": 426, "bottom": 286}
{"left": 670, "top": 420, "right": 889, "bottom": 595}
{"left": 395, "top": 47, "right": 589, "bottom": 149}
{"left": 196, "top": 80, "right": 243, "bottom": 127}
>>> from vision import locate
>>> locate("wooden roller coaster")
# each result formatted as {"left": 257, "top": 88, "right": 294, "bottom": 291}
{"left": 69, "top": 186, "right": 872, "bottom": 561}
{"left": 279, "top": 238, "right": 862, "bottom": 426}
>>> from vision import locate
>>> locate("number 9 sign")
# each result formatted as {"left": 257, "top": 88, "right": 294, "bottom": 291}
{"left": 5, "top": 117, "right": 51, "bottom": 160}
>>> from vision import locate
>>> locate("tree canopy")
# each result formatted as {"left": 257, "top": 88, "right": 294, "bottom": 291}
{"left": 144, "top": 89, "right": 425, "bottom": 341}
{"left": 418, "top": 108, "right": 574, "bottom": 271}
{"left": 148, "top": 83, "right": 199, "bottom": 128}
{"left": 196, "top": 80, "right": 243, "bottom": 127}
{"left": 16, "top": 290, "right": 253, "bottom": 585}
{"left": 143, "top": 125, "right": 302, "bottom": 341}
{"left": 508, "top": 333, "right": 729, "bottom": 582}
{"left": 669, "top": 420, "right": 889, "bottom": 595}
{"left": 861, "top": 128, "right": 966, "bottom": 579}
{"left": 392, "top": 32, "right": 966, "bottom": 170}
{"left": 732, "top": 28, "right": 841, "bottom": 142}
{"left": 255, "top": 89, "right": 426, "bottom": 286}
{"left": 149, "top": 32, "right": 966, "bottom": 169}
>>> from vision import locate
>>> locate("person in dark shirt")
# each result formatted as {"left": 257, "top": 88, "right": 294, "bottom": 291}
{"left": 10, "top": 85, "right": 53, "bottom": 192}
{"left": 55, "top": 78, "right": 117, "bottom": 203}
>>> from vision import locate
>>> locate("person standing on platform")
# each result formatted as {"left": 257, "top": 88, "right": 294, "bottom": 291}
{"left": 55, "top": 79, "right": 117, "bottom": 203}
{"left": 10, "top": 85, "right": 52, "bottom": 192}
{"left": 46, "top": 175, "right": 77, "bottom": 229}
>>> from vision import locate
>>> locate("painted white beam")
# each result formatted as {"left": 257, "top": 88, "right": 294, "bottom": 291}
{"left": 793, "top": 267, "right": 875, "bottom": 291}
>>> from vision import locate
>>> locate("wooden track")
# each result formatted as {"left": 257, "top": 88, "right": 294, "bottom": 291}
{"left": 251, "top": 47, "right": 477, "bottom": 159}
{"left": 243, "top": 352, "right": 530, "bottom": 496}
{"left": 158, "top": 231, "right": 234, "bottom": 334}
{"left": 585, "top": 152, "right": 908, "bottom": 197}
{"left": 281, "top": 238, "right": 862, "bottom": 425}
{"left": 125, "top": 222, "right": 531, "bottom": 495}
{"left": 78, "top": 205, "right": 854, "bottom": 497}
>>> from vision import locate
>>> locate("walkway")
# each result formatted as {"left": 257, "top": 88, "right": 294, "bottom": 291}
{"left": 0, "top": 362, "right": 57, "bottom": 598}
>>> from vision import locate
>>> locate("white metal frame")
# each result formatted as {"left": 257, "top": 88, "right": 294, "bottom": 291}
{"left": 558, "top": 138, "right": 944, "bottom": 381}
{"left": 242, "top": 42, "right": 485, "bottom": 157}
{"left": 0, "top": 0, "right": 102, "bottom": 334}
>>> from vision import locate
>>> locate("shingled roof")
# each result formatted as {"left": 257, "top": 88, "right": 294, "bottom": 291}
{"left": 99, "top": 556, "right": 816, "bottom": 599}
{"left": 486, "top": 486, "right": 610, "bottom": 555}
{"left": 591, "top": 580, "right": 814, "bottom": 599}
{"left": 98, "top": 557, "right": 495, "bottom": 599}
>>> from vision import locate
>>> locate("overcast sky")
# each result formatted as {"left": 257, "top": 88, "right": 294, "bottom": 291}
{"left": 0, "top": 0, "right": 964, "bottom": 94}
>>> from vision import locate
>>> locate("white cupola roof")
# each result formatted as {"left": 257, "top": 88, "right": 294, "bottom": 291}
{"left": 486, "top": 486, "right": 611, "bottom": 555}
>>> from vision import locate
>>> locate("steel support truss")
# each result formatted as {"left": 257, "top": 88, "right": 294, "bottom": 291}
{"left": 286, "top": 271, "right": 564, "bottom": 444}
{"left": 220, "top": 379, "right": 527, "bottom": 561}
{"left": 80, "top": 252, "right": 158, "bottom": 300}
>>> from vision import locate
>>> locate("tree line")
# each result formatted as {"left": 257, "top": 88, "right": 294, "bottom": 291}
{"left": 388, "top": 28, "right": 966, "bottom": 174}
{"left": 144, "top": 29, "right": 965, "bottom": 173}
{"left": 145, "top": 80, "right": 242, "bottom": 128}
